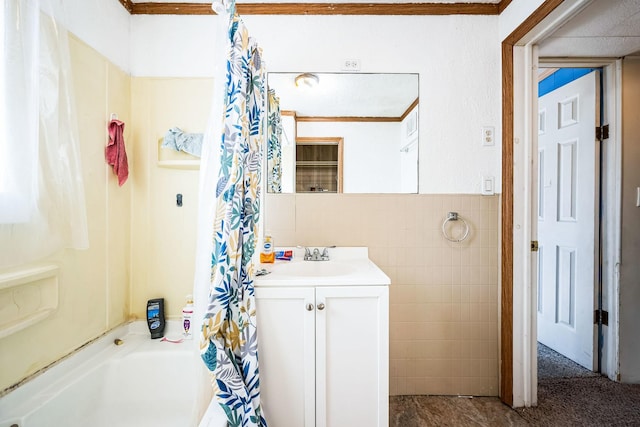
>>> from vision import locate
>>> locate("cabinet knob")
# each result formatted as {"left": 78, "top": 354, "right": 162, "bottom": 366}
{"left": 306, "top": 303, "right": 314, "bottom": 311}
{"left": 317, "top": 303, "right": 325, "bottom": 311}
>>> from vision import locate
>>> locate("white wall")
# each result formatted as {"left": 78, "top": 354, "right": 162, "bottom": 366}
{"left": 298, "top": 121, "right": 402, "bottom": 193}
{"left": 280, "top": 115, "right": 296, "bottom": 193}
{"left": 499, "top": 0, "right": 545, "bottom": 40}
{"left": 50, "top": 0, "right": 131, "bottom": 73}
{"left": 130, "top": 15, "right": 219, "bottom": 78}
{"left": 400, "top": 104, "right": 419, "bottom": 193}
{"left": 130, "top": 14, "right": 502, "bottom": 194}
{"left": 620, "top": 56, "right": 640, "bottom": 382}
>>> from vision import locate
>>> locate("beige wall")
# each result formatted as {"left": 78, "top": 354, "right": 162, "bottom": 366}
{"left": 129, "top": 78, "right": 213, "bottom": 320}
{"left": 0, "top": 35, "right": 131, "bottom": 391}
{"left": 620, "top": 57, "right": 640, "bottom": 382}
{"left": 265, "top": 193, "right": 499, "bottom": 396}
{"left": 0, "top": 46, "right": 214, "bottom": 393}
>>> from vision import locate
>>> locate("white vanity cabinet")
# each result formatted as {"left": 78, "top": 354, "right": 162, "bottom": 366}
{"left": 255, "top": 284, "right": 389, "bottom": 427}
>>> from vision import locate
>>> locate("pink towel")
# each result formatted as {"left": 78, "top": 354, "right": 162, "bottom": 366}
{"left": 106, "top": 119, "right": 129, "bottom": 186}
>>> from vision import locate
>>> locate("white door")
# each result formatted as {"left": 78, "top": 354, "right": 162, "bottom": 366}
{"left": 255, "top": 287, "right": 316, "bottom": 427}
{"left": 315, "top": 286, "right": 389, "bottom": 427}
{"left": 537, "top": 70, "right": 600, "bottom": 370}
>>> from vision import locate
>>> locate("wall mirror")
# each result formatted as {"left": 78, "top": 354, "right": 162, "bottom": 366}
{"left": 266, "top": 72, "right": 419, "bottom": 194}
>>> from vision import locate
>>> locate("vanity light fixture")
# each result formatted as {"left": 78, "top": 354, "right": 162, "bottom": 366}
{"left": 295, "top": 73, "right": 320, "bottom": 88}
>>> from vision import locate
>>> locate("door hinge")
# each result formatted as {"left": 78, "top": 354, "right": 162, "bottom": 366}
{"left": 594, "top": 309, "right": 609, "bottom": 326}
{"left": 531, "top": 240, "right": 539, "bottom": 252}
{"left": 596, "top": 124, "right": 609, "bottom": 141}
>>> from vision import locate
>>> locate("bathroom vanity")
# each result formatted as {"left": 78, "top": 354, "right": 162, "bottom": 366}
{"left": 255, "top": 247, "right": 390, "bottom": 427}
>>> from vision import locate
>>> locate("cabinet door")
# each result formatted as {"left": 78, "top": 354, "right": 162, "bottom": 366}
{"left": 255, "top": 287, "right": 316, "bottom": 427}
{"left": 315, "top": 286, "right": 389, "bottom": 427}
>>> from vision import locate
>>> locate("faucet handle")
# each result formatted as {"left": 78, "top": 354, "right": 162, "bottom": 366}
{"left": 321, "top": 247, "right": 331, "bottom": 260}
{"left": 304, "top": 247, "right": 311, "bottom": 260}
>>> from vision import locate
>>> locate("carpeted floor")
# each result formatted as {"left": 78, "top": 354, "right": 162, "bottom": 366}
{"left": 390, "top": 344, "right": 640, "bottom": 426}
{"left": 537, "top": 343, "right": 600, "bottom": 380}
{"left": 517, "top": 375, "right": 640, "bottom": 426}
{"left": 517, "top": 343, "right": 640, "bottom": 426}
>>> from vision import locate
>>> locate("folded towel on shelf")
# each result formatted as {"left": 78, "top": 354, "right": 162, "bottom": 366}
{"left": 162, "top": 127, "right": 203, "bottom": 157}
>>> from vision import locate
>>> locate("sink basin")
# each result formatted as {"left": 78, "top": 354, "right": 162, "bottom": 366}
{"left": 267, "top": 261, "right": 356, "bottom": 278}
{"left": 255, "top": 247, "right": 390, "bottom": 287}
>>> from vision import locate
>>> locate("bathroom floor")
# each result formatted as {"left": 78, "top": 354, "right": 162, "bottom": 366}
{"left": 389, "top": 394, "right": 527, "bottom": 426}
{"left": 390, "top": 345, "right": 640, "bottom": 426}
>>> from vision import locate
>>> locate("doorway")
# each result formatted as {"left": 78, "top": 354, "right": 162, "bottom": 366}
{"left": 502, "top": 0, "right": 633, "bottom": 408}
{"left": 532, "top": 68, "right": 602, "bottom": 371}
{"left": 535, "top": 67, "right": 604, "bottom": 374}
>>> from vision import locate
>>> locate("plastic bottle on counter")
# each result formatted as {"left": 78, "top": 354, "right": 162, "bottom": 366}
{"left": 260, "top": 233, "right": 275, "bottom": 263}
{"left": 182, "top": 295, "right": 194, "bottom": 339}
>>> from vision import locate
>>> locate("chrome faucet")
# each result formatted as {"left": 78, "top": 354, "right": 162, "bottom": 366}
{"left": 304, "top": 247, "right": 332, "bottom": 261}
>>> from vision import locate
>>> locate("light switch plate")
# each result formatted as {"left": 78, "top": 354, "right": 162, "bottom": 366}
{"left": 481, "top": 176, "right": 495, "bottom": 195}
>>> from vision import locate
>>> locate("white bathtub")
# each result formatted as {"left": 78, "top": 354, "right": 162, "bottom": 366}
{"left": 0, "top": 321, "right": 226, "bottom": 427}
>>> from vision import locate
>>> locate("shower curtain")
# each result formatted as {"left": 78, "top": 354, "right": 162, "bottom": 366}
{"left": 267, "top": 89, "right": 282, "bottom": 193}
{"left": 0, "top": 0, "right": 89, "bottom": 268}
{"left": 198, "top": 0, "right": 267, "bottom": 426}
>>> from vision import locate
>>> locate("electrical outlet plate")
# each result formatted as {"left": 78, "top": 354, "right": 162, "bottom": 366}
{"left": 342, "top": 59, "right": 361, "bottom": 71}
{"left": 482, "top": 126, "right": 495, "bottom": 146}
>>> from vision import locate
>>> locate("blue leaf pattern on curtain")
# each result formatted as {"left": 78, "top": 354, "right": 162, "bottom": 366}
{"left": 267, "top": 89, "right": 282, "bottom": 193}
{"left": 200, "top": 1, "right": 267, "bottom": 425}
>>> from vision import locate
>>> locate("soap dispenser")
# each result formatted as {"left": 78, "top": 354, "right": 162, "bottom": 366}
{"left": 182, "top": 295, "right": 194, "bottom": 339}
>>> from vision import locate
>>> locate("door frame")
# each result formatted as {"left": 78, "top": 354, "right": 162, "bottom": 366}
{"left": 501, "top": 0, "right": 623, "bottom": 407}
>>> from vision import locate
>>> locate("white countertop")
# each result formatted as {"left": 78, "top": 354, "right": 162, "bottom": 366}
{"left": 255, "top": 247, "right": 390, "bottom": 287}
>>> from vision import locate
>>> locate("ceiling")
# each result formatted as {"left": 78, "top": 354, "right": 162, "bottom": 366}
{"left": 267, "top": 73, "right": 419, "bottom": 118}
{"left": 538, "top": 0, "right": 640, "bottom": 57}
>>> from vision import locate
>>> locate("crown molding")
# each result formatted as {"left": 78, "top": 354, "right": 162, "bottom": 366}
{"left": 120, "top": 1, "right": 509, "bottom": 15}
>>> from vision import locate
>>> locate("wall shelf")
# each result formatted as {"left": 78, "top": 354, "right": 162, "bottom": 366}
{"left": 157, "top": 160, "right": 200, "bottom": 169}
{"left": 157, "top": 138, "right": 200, "bottom": 169}
{"left": 0, "top": 264, "right": 59, "bottom": 339}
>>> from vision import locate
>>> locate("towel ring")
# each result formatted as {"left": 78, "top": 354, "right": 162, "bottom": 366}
{"left": 441, "top": 212, "right": 470, "bottom": 243}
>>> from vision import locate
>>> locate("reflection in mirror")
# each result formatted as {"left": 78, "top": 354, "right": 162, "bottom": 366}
{"left": 267, "top": 73, "right": 419, "bottom": 194}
